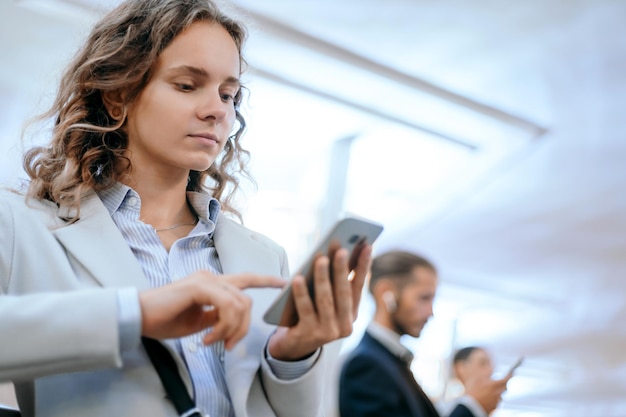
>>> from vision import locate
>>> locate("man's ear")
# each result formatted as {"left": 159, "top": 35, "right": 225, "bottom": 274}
{"left": 372, "top": 279, "right": 397, "bottom": 312}
{"left": 454, "top": 362, "right": 467, "bottom": 382}
{"left": 382, "top": 291, "right": 397, "bottom": 312}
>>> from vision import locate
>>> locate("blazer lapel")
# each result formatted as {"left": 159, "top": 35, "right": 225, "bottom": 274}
{"left": 51, "top": 193, "right": 150, "bottom": 290}
{"left": 214, "top": 215, "right": 284, "bottom": 417}
{"left": 51, "top": 194, "right": 196, "bottom": 398}
{"left": 213, "top": 214, "right": 285, "bottom": 320}
{"left": 213, "top": 214, "right": 281, "bottom": 276}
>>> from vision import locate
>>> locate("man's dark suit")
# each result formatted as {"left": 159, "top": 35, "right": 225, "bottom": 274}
{"left": 339, "top": 332, "right": 475, "bottom": 417}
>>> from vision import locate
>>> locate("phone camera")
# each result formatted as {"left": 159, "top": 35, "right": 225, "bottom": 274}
{"left": 348, "top": 234, "right": 361, "bottom": 244}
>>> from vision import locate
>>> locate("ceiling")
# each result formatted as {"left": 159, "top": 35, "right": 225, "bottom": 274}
{"left": 2, "top": 0, "right": 626, "bottom": 416}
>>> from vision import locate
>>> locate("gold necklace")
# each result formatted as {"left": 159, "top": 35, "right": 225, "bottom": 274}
{"left": 154, "top": 217, "right": 199, "bottom": 233}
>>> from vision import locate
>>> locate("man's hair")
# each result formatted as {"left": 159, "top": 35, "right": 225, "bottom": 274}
{"left": 368, "top": 250, "right": 436, "bottom": 293}
{"left": 24, "top": 0, "right": 249, "bottom": 220}
{"left": 453, "top": 346, "right": 482, "bottom": 364}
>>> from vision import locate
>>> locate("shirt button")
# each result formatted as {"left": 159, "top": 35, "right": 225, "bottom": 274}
{"left": 186, "top": 342, "right": 197, "bottom": 353}
{"left": 127, "top": 196, "right": 138, "bottom": 206}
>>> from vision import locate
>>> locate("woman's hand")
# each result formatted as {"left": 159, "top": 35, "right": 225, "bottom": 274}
{"left": 268, "top": 244, "right": 372, "bottom": 361}
{"left": 139, "top": 271, "right": 285, "bottom": 350}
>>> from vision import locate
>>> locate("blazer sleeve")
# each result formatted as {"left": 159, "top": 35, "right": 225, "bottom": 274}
{"left": 258, "top": 244, "right": 326, "bottom": 416}
{"left": 259, "top": 347, "right": 326, "bottom": 417}
{"left": 0, "top": 195, "right": 123, "bottom": 383}
{"left": 0, "top": 291, "right": 123, "bottom": 382}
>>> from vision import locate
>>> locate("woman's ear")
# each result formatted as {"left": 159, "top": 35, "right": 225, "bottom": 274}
{"left": 102, "top": 90, "right": 126, "bottom": 121}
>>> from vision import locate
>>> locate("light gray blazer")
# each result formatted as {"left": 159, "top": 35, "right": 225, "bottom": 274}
{"left": 0, "top": 190, "right": 326, "bottom": 417}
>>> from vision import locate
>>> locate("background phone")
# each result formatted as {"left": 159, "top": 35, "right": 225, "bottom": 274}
{"left": 263, "top": 216, "right": 384, "bottom": 327}
{"left": 505, "top": 356, "right": 524, "bottom": 377}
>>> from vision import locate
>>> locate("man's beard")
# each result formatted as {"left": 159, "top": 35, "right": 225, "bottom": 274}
{"left": 390, "top": 310, "right": 423, "bottom": 338}
{"left": 390, "top": 310, "right": 410, "bottom": 336}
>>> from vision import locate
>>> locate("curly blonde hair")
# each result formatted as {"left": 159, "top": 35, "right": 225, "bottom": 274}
{"left": 24, "top": 0, "right": 250, "bottom": 219}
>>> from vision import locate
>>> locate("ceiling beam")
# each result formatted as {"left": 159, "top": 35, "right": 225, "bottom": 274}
{"left": 239, "top": 7, "right": 548, "bottom": 139}
{"left": 250, "top": 66, "right": 478, "bottom": 150}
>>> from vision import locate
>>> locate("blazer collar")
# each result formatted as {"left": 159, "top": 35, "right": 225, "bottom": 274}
{"left": 213, "top": 214, "right": 280, "bottom": 276}
{"left": 51, "top": 193, "right": 150, "bottom": 290}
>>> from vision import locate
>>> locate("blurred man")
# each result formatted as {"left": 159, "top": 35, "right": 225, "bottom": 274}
{"left": 438, "top": 346, "right": 513, "bottom": 417}
{"left": 338, "top": 250, "right": 508, "bottom": 417}
{"left": 453, "top": 347, "right": 494, "bottom": 383}
{"left": 437, "top": 346, "right": 522, "bottom": 416}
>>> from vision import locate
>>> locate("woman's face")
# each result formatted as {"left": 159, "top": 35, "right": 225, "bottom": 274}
{"left": 124, "top": 21, "right": 240, "bottom": 180}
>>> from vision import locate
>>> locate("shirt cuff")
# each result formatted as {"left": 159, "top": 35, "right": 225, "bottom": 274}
{"left": 458, "top": 395, "right": 488, "bottom": 417}
{"left": 264, "top": 345, "right": 321, "bottom": 381}
{"left": 116, "top": 287, "right": 142, "bottom": 353}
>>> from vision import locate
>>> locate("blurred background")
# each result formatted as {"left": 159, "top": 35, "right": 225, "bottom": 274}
{"left": 1, "top": 0, "right": 626, "bottom": 416}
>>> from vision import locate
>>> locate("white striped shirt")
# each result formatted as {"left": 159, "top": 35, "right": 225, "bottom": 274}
{"left": 100, "top": 183, "right": 318, "bottom": 417}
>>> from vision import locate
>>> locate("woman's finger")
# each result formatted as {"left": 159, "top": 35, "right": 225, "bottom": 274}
{"left": 350, "top": 244, "right": 372, "bottom": 317}
{"left": 226, "top": 273, "right": 286, "bottom": 290}
{"left": 291, "top": 274, "right": 317, "bottom": 326}
{"left": 313, "top": 255, "right": 336, "bottom": 326}
{"left": 332, "top": 248, "right": 353, "bottom": 334}
{"left": 224, "top": 294, "right": 252, "bottom": 350}
{"left": 202, "top": 286, "right": 246, "bottom": 345}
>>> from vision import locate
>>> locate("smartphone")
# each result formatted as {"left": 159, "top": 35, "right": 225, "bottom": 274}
{"left": 505, "top": 356, "right": 524, "bottom": 377}
{"left": 263, "top": 216, "right": 384, "bottom": 327}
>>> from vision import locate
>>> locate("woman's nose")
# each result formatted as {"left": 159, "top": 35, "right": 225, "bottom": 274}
{"left": 197, "top": 92, "right": 229, "bottom": 123}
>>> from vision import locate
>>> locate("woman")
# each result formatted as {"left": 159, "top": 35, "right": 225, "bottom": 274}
{"left": 0, "top": 1, "right": 372, "bottom": 416}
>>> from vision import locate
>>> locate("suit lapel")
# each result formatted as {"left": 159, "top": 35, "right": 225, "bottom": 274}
{"left": 399, "top": 363, "right": 441, "bottom": 417}
{"left": 51, "top": 193, "right": 150, "bottom": 290}
{"left": 364, "top": 333, "right": 441, "bottom": 417}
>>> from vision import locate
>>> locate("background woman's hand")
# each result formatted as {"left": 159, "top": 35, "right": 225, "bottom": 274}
{"left": 268, "top": 244, "right": 372, "bottom": 361}
{"left": 139, "top": 271, "right": 285, "bottom": 350}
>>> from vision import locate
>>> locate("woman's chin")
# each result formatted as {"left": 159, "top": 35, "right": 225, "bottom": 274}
{"left": 187, "top": 158, "right": 217, "bottom": 173}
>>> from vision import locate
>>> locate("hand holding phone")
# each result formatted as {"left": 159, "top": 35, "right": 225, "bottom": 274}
{"left": 263, "top": 217, "right": 383, "bottom": 327}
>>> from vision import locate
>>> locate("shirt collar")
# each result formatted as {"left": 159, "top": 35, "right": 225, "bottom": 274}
{"left": 98, "top": 182, "right": 221, "bottom": 225}
{"left": 367, "top": 321, "right": 414, "bottom": 366}
{"left": 98, "top": 182, "right": 131, "bottom": 215}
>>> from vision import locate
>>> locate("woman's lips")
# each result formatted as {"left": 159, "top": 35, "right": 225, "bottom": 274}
{"left": 189, "top": 133, "right": 219, "bottom": 146}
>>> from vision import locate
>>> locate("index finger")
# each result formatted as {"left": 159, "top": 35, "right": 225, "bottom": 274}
{"left": 225, "top": 273, "right": 287, "bottom": 289}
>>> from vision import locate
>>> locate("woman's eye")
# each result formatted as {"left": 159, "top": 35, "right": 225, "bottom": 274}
{"left": 221, "top": 93, "right": 234, "bottom": 102}
{"left": 176, "top": 83, "right": 195, "bottom": 92}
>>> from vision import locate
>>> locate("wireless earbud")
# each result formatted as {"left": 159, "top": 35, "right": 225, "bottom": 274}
{"left": 382, "top": 291, "right": 397, "bottom": 313}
